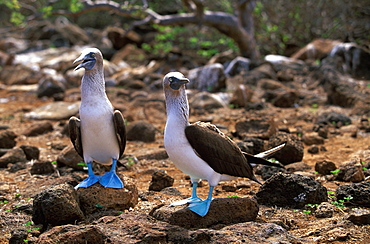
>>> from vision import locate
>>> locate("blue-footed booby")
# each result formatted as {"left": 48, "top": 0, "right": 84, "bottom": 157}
{"left": 163, "top": 71, "right": 284, "bottom": 216}
{"left": 69, "top": 48, "right": 126, "bottom": 189}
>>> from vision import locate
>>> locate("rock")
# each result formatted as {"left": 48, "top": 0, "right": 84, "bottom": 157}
{"left": 151, "top": 197, "right": 259, "bottom": 228}
{"left": 267, "top": 132, "right": 304, "bottom": 165}
{"left": 255, "top": 165, "right": 287, "bottom": 180}
{"left": 336, "top": 182, "right": 370, "bottom": 207}
{"left": 187, "top": 63, "right": 226, "bottom": 92}
{"left": 77, "top": 175, "right": 138, "bottom": 215}
{"left": 30, "top": 160, "right": 55, "bottom": 175}
{"left": 272, "top": 90, "right": 299, "bottom": 108}
{"left": 222, "top": 185, "right": 237, "bottom": 192}
{"left": 260, "top": 78, "right": 287, "bottom": 90}
{"left": 316, "top": 111, "right": 351, "bottom": 127}
{"left": 302, "top": 132, "right": 325, "bottom": 145}
{"left": 347, "top": 208, "right": 370, "bottom": 225}
{"left": 36, "top": 224, "right": 107, "bottom": 244}
{"left": 56, "top": 145, "right": 84, "bottom": 170}
{"left": 189, "top": 91, "right": 228, "bottom": 112}
{"left": 235, "top": 117, "right": 277, "bottom": 140}
{"left": 336, "top": 161, "right": 365, "bottom": 182}
{"left": 7, "top": 162, "right": 27, "bottom": 173}
{"left": 126, "top": 120, "right": 156, "bottom": 142}
{"left": 236, "top": 137, "right": 265, "bottom": 155}
{"left": 256, "top": 172, "right": 327, "bottom": 208}
{"left": 245, "top": 102, "right": 267, "bottom": 111}
{"left": 224, "top": 56, "right": 250, "bottom": 76}
{"left": 314, "top": 202, "right": 334, "bottom": 218}
{"left": 22, "top": 121, "right": 54, "bottom": 137}
{"left": 9, "top": 227, "right": 28, "bottom": 244}
{"left": 0, "top": 64, "right": 39, "bottom": 85}
{"left": 24, "top": 102, "right": 80, "bottom": 120}
{"left": 149, "top": 170, "right": 174, "bottom": 191}
{"left": 315, "top": 160, "right": 337, "bottom": 175}
{"left": 20, "top": 145, "right": 40, "bottom": 160}
{"left": 37, "top": 68, "right": 67, "bottom": 98}
{"left": 229, "top": 84, "right": 254, "bottom": 108}
{"left": 307, "top": 145, "right": 319, "bottom": 154}
{"left": 36, "top": 213, "right": 302, "bottom": 243}
{"left": 32, "top": 183, "right": 85, "bottom": 226}
{"left": 0, "top": 147, "right": 28, "bottom": 168}
{"left": 0, "top": 130, "right": 17, "bottom": 149}
{"left": 244, "top": 63, "right": 277, "bottom": 86}
{"left": 285, "top": 162, "right": 311, "bottom": 173}
{"left": 136, "top": 149, "right": 168, "bottom": 160}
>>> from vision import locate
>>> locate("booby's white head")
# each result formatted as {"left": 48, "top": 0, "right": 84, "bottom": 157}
{"left": 73, "top": 48, "right": 103, "bottom": 71}
{"left": 163, "top": 72, "right": 190, "bottom": 91}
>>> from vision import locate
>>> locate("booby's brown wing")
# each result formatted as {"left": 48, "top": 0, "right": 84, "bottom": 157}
{"left": 69, "top": 116, "right": 83, "bottom": 158}
{"left": 185, "top": 122, "right": 258, "bottom": 180}
{"left": 113, "top": 110, "right": 126, "bottom": 158}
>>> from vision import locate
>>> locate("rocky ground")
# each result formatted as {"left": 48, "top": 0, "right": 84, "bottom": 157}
{"left": 0, "top": 40, "right": 370, "bottom": 243}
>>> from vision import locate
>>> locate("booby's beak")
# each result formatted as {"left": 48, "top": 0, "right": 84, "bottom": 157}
{"left": 169, "top": 77, "right": 190, "bottom": 90}
{"left": 73, "top": 52, "right": 96, "bottom": 71}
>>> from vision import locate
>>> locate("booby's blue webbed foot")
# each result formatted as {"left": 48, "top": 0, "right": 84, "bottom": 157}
{"left": 170, "top": 182, "right": 202, "bottom": 206}
{"left": 170, "top": 196, "right": 203, "bottom": 206}
{"left": 188, "top": 186, "right": 214, "bottom": 217}
{"left": 75, "top": 174, "right": 101, "bottom": 189}
{"left": 99, "top": 158, "right": 124, "bottom": 188}
{"left": 75, "top": 162, "right": 100, "bottom": 189}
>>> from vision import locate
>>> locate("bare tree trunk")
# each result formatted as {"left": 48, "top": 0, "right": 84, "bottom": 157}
{"left": 51, "top": 0, "right": 260, "bottom": 61}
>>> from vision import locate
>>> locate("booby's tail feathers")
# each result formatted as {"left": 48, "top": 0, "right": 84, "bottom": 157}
{"left": 254, "top": 143, "right": 286, "bottom": 158}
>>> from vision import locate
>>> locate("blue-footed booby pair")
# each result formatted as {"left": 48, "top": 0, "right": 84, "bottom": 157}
{"left": 69, "top": 48, "right": 126, "bottom": 189}
{"left": 163, "top": 72, "right": 284, "bottom": 217}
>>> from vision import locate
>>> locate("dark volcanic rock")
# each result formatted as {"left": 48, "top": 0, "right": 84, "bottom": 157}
{"left": 149, "top": 170, "right": 174, "bottom": 191}
{"left": 0, "top": 130, "right": 17, "bottom": 149}
{"left": 315, "top": 160, "right": 337, "bottom": 175}
{"left": 32, "top": 183, "right": 84, "bottom": 226}
{"left": 255, "top": 165, "right": 287, "bottom": 181}
{"left": 187, "top": 63, "right": 226, "bottom": 92}
{"left": 237, "top": 137, "right": 265, "bottom": 155}
{"left": 152, "top": 197, "right": 259, "bottom": 229}
{"left": 36, "top": 224, "right": 107, "bottom": 244}
{"left": 9, "top": 227, "right": 28, "bottom": 244}
{"left": 336, "top": 161, "right": 365, "bottom": 182}
{"left": 267, "top": 132, "right": 304, "bottom": 165}
{"left": 316, "top": 111, "right": 352, "bottom": 127}
{"left": 336, "top": 182, "right": 370, "bottom": 207}
{"left": 56, "top": 145, "right": 84, "bottom": 170}
{"left": 256, "top": 172, "right": 327, "bottom": 208}
{"left": 273, "top": 90, "right": 299, "bottom": 108}
{"left": 20, "top": 145, "right": 40, "bottom": 160}
{"left": 36, "top": 213, "right": 303, "bottom": 243}
{"left": 314, "top": 202, "right": 334, "bottom": 218}
{"left": 22, "top": 121, "right": 54, "bottom": 137}
{"left": 302, "top": 132, "right": 325, "bottom": 145}
{"left": 347, "top": 208, "right": 370, "bottom": 225}
{"left": 30, "top": 160, "right": 55, "bottom": 175}
{"left": 0, "top": 147, "right": 27, "bottom": 168}
{"left": 77, "top": 175, "right": 138, "bottom": 215}
{"left": 126, "top": 120, "right": 156, "bottom": 142}
{"left": 235, "top": 117, "right": 277, "bottom": 140}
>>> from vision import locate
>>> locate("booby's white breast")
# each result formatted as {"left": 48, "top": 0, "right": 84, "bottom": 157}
{"left": 164, "top": 114, "right": 234, "bottom": 186}
{"left": 80, "top": 99, "right": 120, "bottom": 165}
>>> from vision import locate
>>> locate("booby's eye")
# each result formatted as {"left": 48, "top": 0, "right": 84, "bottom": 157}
{"left": 169, "top": 78, "right": 173, "bottom": 82}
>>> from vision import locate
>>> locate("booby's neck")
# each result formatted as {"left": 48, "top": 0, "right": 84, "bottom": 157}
{"left": 81, "top": 68, "right": 106, "bottom": 101}
{"left": 165, "top": 87, "right": 189, "bottom": 128}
